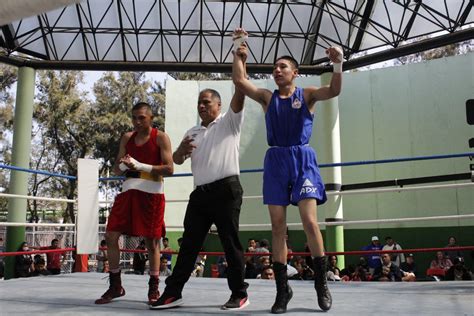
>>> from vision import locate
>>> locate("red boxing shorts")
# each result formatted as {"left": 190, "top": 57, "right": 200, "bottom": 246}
{"left": 106, "top": 189, "right": 166, "bottom": 239}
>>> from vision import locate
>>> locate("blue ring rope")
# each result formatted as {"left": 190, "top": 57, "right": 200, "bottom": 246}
{"left": 0, "top": 152, "right": 472, "bottom": 182}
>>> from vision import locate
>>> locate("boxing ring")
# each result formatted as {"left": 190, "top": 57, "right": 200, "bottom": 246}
{"left": 0, "top": 274, "right": 473, "bottom": 315}
{"left": 1, "top": 152, "right": 474, "bottom": 315}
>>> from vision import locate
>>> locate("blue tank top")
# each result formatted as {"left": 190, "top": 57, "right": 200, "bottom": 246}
{"left": 265, "top": 87, "right": 314, "bottom": 147}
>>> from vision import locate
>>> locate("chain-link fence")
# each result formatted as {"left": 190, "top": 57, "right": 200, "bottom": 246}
{"left": 1, "top": 226, "right": 148, "bottom": 274}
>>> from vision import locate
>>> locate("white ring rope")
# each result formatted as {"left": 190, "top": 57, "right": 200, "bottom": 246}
{"left": 1, "top": 214, "right": 473, "bottom": 228}
{"left": 0, "top": 192, "right": 75, "bottom": 203}
{"left": 2, "top": 181, "right": 472, "bottom": 205}
{"left": 165, "top": 181, "right": 474, "bottom": 203}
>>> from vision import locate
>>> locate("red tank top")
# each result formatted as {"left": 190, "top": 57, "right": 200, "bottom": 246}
{"left": 125, "top": 128, "right": 162, "bottom": 166}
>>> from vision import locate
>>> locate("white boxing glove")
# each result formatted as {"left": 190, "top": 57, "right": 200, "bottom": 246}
{"left": 118, "top": 162, "right": 129, "bottom": 172}
{"left": 326, "top": 46, "right": 344, "bottom": 73}
{"left": 129, "top": 157, "right": 153, "bottom": 173}
{"left": 233, "top": 34, "right": 248, "bottom": 50}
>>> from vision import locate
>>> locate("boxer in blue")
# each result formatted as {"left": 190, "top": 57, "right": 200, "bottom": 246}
{"left": 232, "top": 28, "right": 342, "bottom": 313}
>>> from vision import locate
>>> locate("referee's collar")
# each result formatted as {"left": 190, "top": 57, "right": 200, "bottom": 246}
{"left": 200, "top": 113, "right": 223, "bottom": 127}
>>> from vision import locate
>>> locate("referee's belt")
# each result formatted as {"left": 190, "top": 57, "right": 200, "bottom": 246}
{"left": 125, "top": 171, "right": 162, "bottom": 182}
{"left": 196, "top": 175, "right": 240, "bottom": 192}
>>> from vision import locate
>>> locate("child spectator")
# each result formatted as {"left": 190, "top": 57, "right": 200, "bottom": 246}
{"left": 31, "top": 255, "right": 51, "bottom": 276}
{"left": 159, "top": 257, "right": 172, "bottom": 277}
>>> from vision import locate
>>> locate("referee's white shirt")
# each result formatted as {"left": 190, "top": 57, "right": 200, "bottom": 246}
{"left": 182, "top": 108, "right": 244, "bottom": 186}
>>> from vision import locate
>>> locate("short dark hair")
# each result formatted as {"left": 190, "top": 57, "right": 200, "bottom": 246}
{"left": 275, "top": 55, "right": 299, "bottom": 70}
{"left": 51, "top": 239, "right": 59, "bottom": 245}
{"left": 132, "top": 102, "right": 153, "bottom": 114}
{"left": 200, "top": 89, "right": 221, "bottom": 102}
{"left": 163, "top": 237, "right": 169, "bottom": 242}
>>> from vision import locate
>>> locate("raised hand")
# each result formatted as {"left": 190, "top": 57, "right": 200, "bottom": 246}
{"left": 325, "top": 46, "right": 343, "bottom": 64}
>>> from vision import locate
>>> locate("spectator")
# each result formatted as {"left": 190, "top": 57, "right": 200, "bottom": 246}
{"left": 372, "top": 253, "right": 402, "bottom": 282}
{"left": 159, "top": 257, "right": 172, "bottom": 277}
{"left": 133, "top": 240, "right": 148, "bottom": 275}
{"left": 244, "top": 252, "right": 258, "bottom": 279}
{"left": 254, "top": 239, "right": 270, "bottom": 257}
{"left": 327, "top": 255, "right": 341, "bottom": 279}
{"left": 340, "top": 264, "right": 367, "bottom": 282}
{"left": 357, "top": 256, "right": 370, "bottom": 276}
{"left": 382, "top": 236, "right": 405, "bottom": 267}
{"left": 192, "top": 249, "right": 207, "bottom": 277}
{"left": 362, "top": 236, "right": 383, "bottom": 274}
{"left": 260, "top": 266, "right": 275, "bottom": 280}
{"left": 247, "top": 238, "right": 257, "bottom": 252}
{"left": 400, "top": 253, "right": 417, "bottom": 280}
{"left": 445, "top": 257, "right": 472, "bottom": 281}
{"left": 31, "top": 255, "right": 51, "bottom": 276}
{"left": 291, "top": 256, "right": 314, "bottom": 280}
{"left": 444, "top": 236, "right": 463, "bottom": 261}
{"left": 217, "top": 256, "right": 228, "bottom": 278}
{"left": 256, "top": 256, "right": 272, "bottom": 276}
{"left": 430, "top": 251, "right": 453, "bottom": 271}
{"left": 161, "top": 237, "right": 173, "bottom": 270}
{"left": 45, "top": 238, "right": 65, "bottom": 275}
{"left": 15, "top": 242, "right": 34, "bottom": 278}
{"left": 96, "top": 240, "right": 108, "bottom": 273}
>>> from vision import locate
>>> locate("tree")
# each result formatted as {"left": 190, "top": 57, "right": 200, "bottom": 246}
{"left": 35, "top": 70, "right": 93, "bottom": 223}
{"left": 0, "top": 63, "right": 17, "bottom": 214}
{"left": 396, "top": 40, "right": 473, "bottom": 65}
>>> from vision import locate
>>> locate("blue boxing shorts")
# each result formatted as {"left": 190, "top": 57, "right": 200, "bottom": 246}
{"left": 263, "top": 145, "right": 327, "bottom": 206}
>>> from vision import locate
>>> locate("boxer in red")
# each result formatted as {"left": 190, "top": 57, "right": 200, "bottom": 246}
{"left": 95, "top": 102, "right": 173, "bottom": 305}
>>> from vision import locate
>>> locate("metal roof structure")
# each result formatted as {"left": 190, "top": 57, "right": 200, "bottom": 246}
{"left": 0, "top": 0, "right": 473, "bottom": 74}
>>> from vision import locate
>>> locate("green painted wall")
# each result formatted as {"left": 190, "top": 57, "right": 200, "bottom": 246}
{"left": 164, "top": 53, "right": 474, "bottom": 275}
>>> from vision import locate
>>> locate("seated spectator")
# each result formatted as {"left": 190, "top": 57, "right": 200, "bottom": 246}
{"left": 290, "top": 255, "right": 313, "bottom": 280}
{"left": 31, "top": 255, "right": 51, "bottom": 276}
{"left": 445, "top": 257, "right": 472, "bottom": 281}
{"left": 327, "top": 255, "right": 341, "bottom": 280}
{"left": 245, "top": 253, "right": 258, "bottom": 279}
{"left": 256, "top": 256, "right": 272, "bottom": 276}
{"left": 260, "top": 266, "right": 275, "bottom": 280}
{"left": 340, "top": 264, "right": 368, "bottom": 282}
{"left": 400, "top": 253, "right": 417, "bottom": 281}
{"left": 15, "top": 242, "right": 34, "bottom": 278}
{"left": 159, "top": 257, "right": 172, "bottom": 277}
{"left": 217, "top": 255, "right": 228, "bottom": 278}
{"left": 192, "top": 249, "right": 206, "bottom": 277}
{"left": 372, "top": 253, "right": 402, "bottom": 282}
{"left": 45, "top": 238, "right": 65, "bottom": 275}
{"left": 161, "top": 237, "right": 173, "bottom": 270}
{"left": 96, "top": 239, "right": 108, "bottom": 273}
{"left": 254, "top": 238, "right": 270, "bottom": 263}
{"left": 444, "top": 236, "right": 463, "bottom": 261}
{"left": 133, "top": 240, "right": 148, "bottom": 275}
{"left": 430, "top": 251, "right": 453, "bottom": 271}
{"left": 357, "top": 256, "right": 369, "bottom": 271}
{"left": 247, "top": 238, "right": 257, "bottom": 252}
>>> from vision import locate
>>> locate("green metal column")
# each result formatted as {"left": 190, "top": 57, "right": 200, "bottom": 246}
{"left": 318, "top": 72, "right": 345, "bottom": 269}
{"left": 4, "top": 67, "right": 35, "bottom": 279}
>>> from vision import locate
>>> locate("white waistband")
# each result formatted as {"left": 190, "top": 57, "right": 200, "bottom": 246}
{"left": 122, "top": 178, "right": 164, "bottom": 194}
